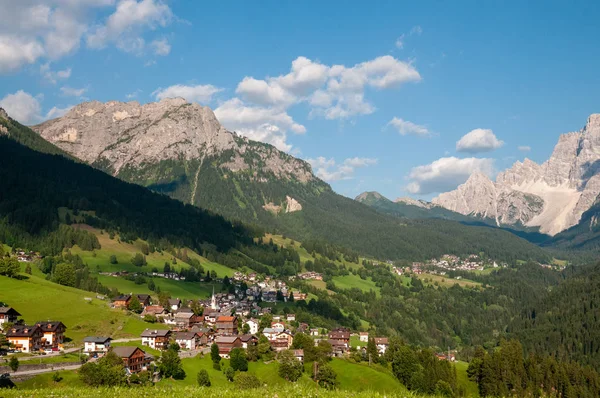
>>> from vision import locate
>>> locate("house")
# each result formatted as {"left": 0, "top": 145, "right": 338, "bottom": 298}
{"left": 274, "top": 331, "right": 293, "bottom": 347}
{"left": 173, "top": 331, "right": 198, "bottom": 350}
{"left": 328, "top": 328, "right": 350, "bottom": 347}
{"left": 142, "top": 305, "right": 168, "bottom": 318}
{"left": 329, "top": 339, "right": 348, "bottom": 356}
{"left": 141, "top": 329, "right": 172, "bottom": 350}
{"left": 168, "top": 298, "right": 181, "bottom": 311}
{"left": 293, "top": 349, "right": 304, "bottom": 363}
{"left": 216, "top": 316, "right": 238, "bottom": 335}
{"left": 136, "top": 294, "right": 151, "bottom": 307}
{"left": 204, "top": 311, "right": 220, "bottom": 324}
{"left": 112, "top": 295, "right": 131, "bottom": 308}
{"left": 297, "top": 323, "right": 309, "bottom": 334}
{"left": 36, "top": 321, "right": 66, "bottom": 349}
{"left": 215, "top": 336, "right": 241, "bottom": 358}
{"left": 174, "top": 311, "right": 194, "bottom": 329}
{"left": 239, "top": 334, "right": 258, "bottom": 349}
{"left": 83, "top": 336, "right": 112, "bottom": 353}
{"left": 6, "top": 325, "right": 43, "bottom": 353}
{"left": 270, "top": 339, "right": 290, "bottom": 352}
{"left": 374, "top": 337, "right": 389, "bottom": 355}
{"left": 0, "top": 307, "right": 20, "bottom": 326}
{"left": 271, "top": 322, "right": 285, "bottom": 331}
{"left": 359, "top": 332, "right": 369, "bottom": 343}
{"left": 286, "top": 314, "right": 296, "bottom": 322}
{"left": 262, "top": 327, "right": 280, "bottom": 340}
{"left": 272, "top": 315, "right": 282, "bottom": 322}
{"left": 111, "top": 346, "right": 152, "bottom": 374}
{"left": 245, "top": 319, "right": 259, "bottom": 335}
{"left": 292, "top": 291, "right": 307, "bottom": 301}
{"left": 310, "top": 328, "right": 319, "bottom": 337}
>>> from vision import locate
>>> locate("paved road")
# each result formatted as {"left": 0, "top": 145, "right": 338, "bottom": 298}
{"left": 111, "top": 338, "right": 142, "bottom": 343}
{"left": 8, "top": 363, "right": 82, "bottom": 377}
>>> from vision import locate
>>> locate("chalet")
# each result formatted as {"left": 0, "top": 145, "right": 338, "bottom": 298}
{"left": 271, "top": 321, "right": 285, "bottom": 331}
{"left": 293, "top": 349, "right": 304, "bottom": 363}
{"left": 272, "top": 315, "right": 282, "bottom": 322}
{"left": 215, "top": 335, "right": 241, "bottom": 358}
{"left": 0, "top": 307, "right": 20, "bottom": 326}
{"left": 111, "top": 346, "right": 152, "bottom": 374}
{"left": 83, "top": 336, "right": 112, "bottom": 353}
{"left": 204, "top": 311, "right": 220, "bottom": 324}
{"left": 112, "top": 295, "right": 131, "bottom": 308}
{"left": 174, "top": 311, "right": 194, "bottom": 329}
{"left": 174, "top": 331, "right": 198, "bottom": 350}
{"left": 310, "top": 328, "right": 319, "bottom": 337}
{"left": 136, "top": 294, "right": 151, "bottom": 307}
{"left": 286, "top": 314, "right": 296, "bottom": 322}
{"left": 329, "top": 339, "right": 348, "bottom": 356}
{"left": 245, "top": 319, "right": 259, "bottom": 335}
{"left": 292, "top": 291, "right": 307, "bottom": 301}
{"left": 328, "top": 328, "right": 350, "bottom": 347}
{"left": 36, "top": 321, "right": 66, "bottom": 349}
{"left": 262, "top": 327, "right": 280, "bottom": 340}
{"left": 270, "top": 338, "right": 290, "bottom": 352}
{"left": 274, "top": 331, "right": 293, "bottom": 348}
{"left": 168, "top": 298, "right": 181, "bottom": 311}
{"left": 239, "top": 334, "right": 258, "bottom": 349}
{"left": 216, "top": 316, "right": 238, "bottom": 335}
{"left": 190, "top": 326, "right": 212, "bottom": 345}
{"left": 359, "top": 332, "right": 369, "bottom": 343}
{"left": 374, "top": 337, "right": 389, "bottom": 355}
{"left": 141, "top": 329, "right": 172, "bottom": 350}
{"left": 6, "top": 325, "right": 43, "bottom": 353}
{"left": 142, "top": 305, "right": 168, "bottom": 318}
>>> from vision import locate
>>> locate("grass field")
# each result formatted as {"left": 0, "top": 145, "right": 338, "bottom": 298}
{"left": 15, "top": 369, "right": 85, "bottom": 390}
{"left": 418, "top": 273, "right": 482, "bottom": 289}
{"left": 0, "top": 273, "right": 161, "bottom": 344}
{"left": 332, "top": 274, "right": 380, "bottom": 296}
{"left": 96, "top": 274, "right": 215, "bottom": 300}
{"left": 329, "top": 359, "right": 406, "bottom": 393}
{"left": 455, "top": 360, "right": 479, "bottom": 397}
{"left": 18, "top": 352, "right": 83, "bottom": 365}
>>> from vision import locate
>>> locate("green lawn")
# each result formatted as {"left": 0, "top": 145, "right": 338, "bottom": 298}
{"left": 16, "top": 369, "right": 84, "bottom": 390}
{"left": 329, "top": 359, "right": 406, "bottom": 393}
{"left": 18, "top": 352, "right": 83, "bottom": 365}
{"left": 0, "top": 273, "right": 156, "bottom": 344}
{"left": 332, "top": 274, "right": 380, "bottom": 296}
{"left": 96, "top": 274, "right": 215, "bottom": 301}
{"left": 455, "top": 360, "right": 479, "bottom": 397}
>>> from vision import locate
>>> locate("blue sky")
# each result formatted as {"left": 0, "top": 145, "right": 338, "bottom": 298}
{"left": 1, "top": 0, "right": 600, "bottom": 200}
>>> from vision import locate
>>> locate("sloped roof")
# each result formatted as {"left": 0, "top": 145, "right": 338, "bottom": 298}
{"left": 112, "top": 346, "right": 143, "bottom": 358}
{"left": 83, "top": 336, "right": 112, "bottom": 343}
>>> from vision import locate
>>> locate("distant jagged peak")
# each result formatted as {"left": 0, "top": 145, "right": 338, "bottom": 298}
{"left": 394, "top": 196, "right": 434, "bottom": 209}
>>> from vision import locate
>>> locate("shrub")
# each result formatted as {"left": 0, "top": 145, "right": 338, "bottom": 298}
{"left": 197, "top": 369, "right": 211, "bottom": 387}
{"left": 234, "top": 373, "right": 261, "bottom": 389}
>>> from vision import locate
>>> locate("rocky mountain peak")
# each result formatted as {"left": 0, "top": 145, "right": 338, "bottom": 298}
{"left": 0, "top": 107, "right": 8, "bottom": 120}
{"left": 355, "top": 191, "right": 384, "bottom": 202}
{"left": 434, "top": 113, "right": 600, "bottom": 235}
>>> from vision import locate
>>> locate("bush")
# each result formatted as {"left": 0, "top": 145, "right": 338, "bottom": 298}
{"left": 230, "top": 348, "right": 248, "bottom": 372}
{"left": 316, "top": 364, "right": 338, "bottom": 390}
{"left": 234, "top": 373, "right": 261, "bottom": 389}
{"left": 224, "top": 366, "right": 235, "bottom": 382}
{"left": 109, "top": 255, "right": 118, "bottom": 264}
{"left": 197, "top": 369, "right": 211, "bottom": 387}
{"left": 277, "top": 350, "right": 303, "bottom": 382}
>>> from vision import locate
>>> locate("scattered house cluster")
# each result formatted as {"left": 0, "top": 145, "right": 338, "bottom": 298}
{"left": 297, "top": 271, "right": 323, "bottom": 281}
{"left": 5, "top": 320, "right": 66, "bottom": 353}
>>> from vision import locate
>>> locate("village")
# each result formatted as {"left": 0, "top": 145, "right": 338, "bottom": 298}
{"left": 391, "top": 254, "right": 508, "bottom": 276}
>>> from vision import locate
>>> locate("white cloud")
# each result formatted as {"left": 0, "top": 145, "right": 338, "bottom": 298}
{"left": 395, "top": 25, "right": 422, "bottom": 49}
{"left": 153, "top": 84, "right": 222, "bottom": 104}
{"left": 126, "top": 89, "right": 142, "bottom": 99}
{"left": 40, "top": 63, "right": 72, "bottom": 84}
{"left": 406, "top": 156, "right": 495, "bottom": 194}
{"left": 60, "top": 86, "right": 87, "bottom": 97}
{"left": 518, "top": 145, "right": 531, "bottom": 152}
{"left": 0, "top": 35, "right": 45, "bottom": 73}
{"left": 214, "top": 98, "right": 305, "bottom": 152}
{"left": 307, "top": 156, "right": 377, "bottom": 182}
{"left": 0, "top": 90, "right": 43, "bottom": 124}
{"left": 151, "top": 37, "right": 170, "bottom": 56}
{"left": 386, "top": 117, "right": 430, "bottom": 136}
{"left": 87, "top": 0, "right": 173, "bottom": 54}
{"left": 45, "top": 105, "right": 73, "bottom": 119}
{"left": 236, "top": 55, "right": 420, "bottom": 120}
{"left": 456, "top": 128, "right": 504, "bottom": 153}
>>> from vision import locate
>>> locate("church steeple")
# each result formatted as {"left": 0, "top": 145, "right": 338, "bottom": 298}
{"left": 210, "top": 285, "right": 217, "bottom": 310}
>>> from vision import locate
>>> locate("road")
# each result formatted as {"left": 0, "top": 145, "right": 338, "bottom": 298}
{"left": 8, "top": 363, "right": 82, "bottom": 377}
{"left": 111, "top": 338, "right": 142, "bottom": 343}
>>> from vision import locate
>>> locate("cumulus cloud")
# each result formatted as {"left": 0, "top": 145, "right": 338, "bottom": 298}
{"left": 0, "top": 1, "right": 175, "bottom": 74}
{"left": 150, "top": 37, "right": 170, "bottom": 56}
{"left": 236, "top": 55, "right": 420, "bottom": 120}
{"left": 456, "top": 128, "right": 504, "bottom": 153}
{"left": 307, "top": 156, "right": 377, "bottom": 182}
{"left": 87, "top": 0, "right": 173, "bottom": 53}
{"left": 405, "top": 156, "right": 495, "bottom": 194}
{"left": 60, "top": 86, "right": 87, "bottom": 97}
{"left": 214, "top": 98, "right": 305, "bottom": 152}
{"left": 386, "top": 117, "right": 430, "bottom": 136}
{"left": 40, "top": 63, "right": 72, "bottom": 84}
{"left": 153, "top": 84, "right": 223, "bottom": 104}
{"left": 0, "top": 90, "right": 43, "bottom": 124}
{"left": 518, "top": 145, "right": 531, "bottom": 152}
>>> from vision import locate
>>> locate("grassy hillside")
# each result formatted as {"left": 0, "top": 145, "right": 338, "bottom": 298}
{"left": 0, "top": 272, "right": 161, "bottom": 344}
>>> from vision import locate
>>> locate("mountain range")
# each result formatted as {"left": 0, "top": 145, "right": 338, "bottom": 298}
{"left": 0, "top": 99, "right": 552, "bottom": 263}
{"left": 432, "top": 114, "right": 600, "bottom": 235}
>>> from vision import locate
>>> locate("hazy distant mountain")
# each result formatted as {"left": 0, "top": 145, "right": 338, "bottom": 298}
{"left": 433, "top": 114, "right": 600, "bottom": 235}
